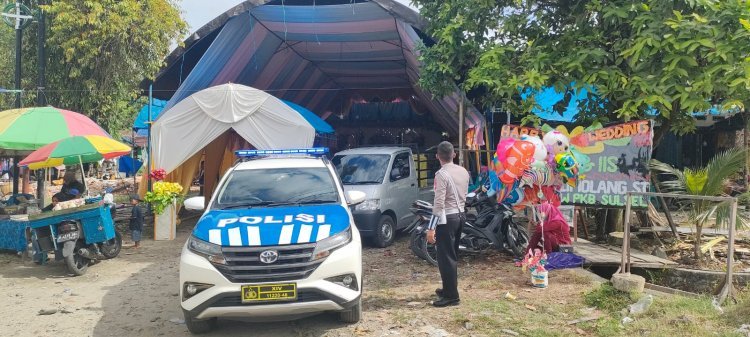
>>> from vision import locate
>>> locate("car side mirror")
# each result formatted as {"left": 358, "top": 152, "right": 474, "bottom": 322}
{"left": 184, "top": 196, "right": 205, "bottom": 211}
{"left": 345, "top": 190, "right": 366, "bottom": 206}
{"left": 390, "top": 169, "right": 400, "bottom": 181}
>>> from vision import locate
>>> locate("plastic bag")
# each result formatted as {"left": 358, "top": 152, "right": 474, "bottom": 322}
{"left": 544, "top": 252, "right": 585, "bottom": 270}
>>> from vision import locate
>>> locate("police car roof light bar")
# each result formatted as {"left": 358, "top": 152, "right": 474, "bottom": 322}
{"left": 235, "top": 147, "right": 329, "bottom": 157}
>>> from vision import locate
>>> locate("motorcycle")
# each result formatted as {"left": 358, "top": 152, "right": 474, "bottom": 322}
{"left": 407, "top": 190, "right": 529, "bottom": 266}
{"left": 29, "top": 203, "right": 122, "bottom": 275}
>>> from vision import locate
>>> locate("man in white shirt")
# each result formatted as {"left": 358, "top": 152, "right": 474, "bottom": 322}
{"left": 426, "top": 141, "right": 470, "bottom": 307}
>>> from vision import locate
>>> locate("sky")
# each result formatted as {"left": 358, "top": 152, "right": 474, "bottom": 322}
{"left": 178, "top": 0, "right": 417, "bottom": 35}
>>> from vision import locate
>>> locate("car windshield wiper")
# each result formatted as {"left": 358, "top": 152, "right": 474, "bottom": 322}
{"left": 295, "top": 199, "right": 337, "bottom": 205}
{"left": 344, "top": 180, "right": 381, "bottom": 185}
{"left": 217, "top": 201, "right": 274, "bottom": 210}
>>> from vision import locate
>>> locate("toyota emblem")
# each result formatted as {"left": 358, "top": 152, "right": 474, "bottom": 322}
{"left": 259, "top": 250, "right": 279, "bottom": 264}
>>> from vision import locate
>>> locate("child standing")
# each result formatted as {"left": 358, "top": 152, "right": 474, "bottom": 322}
{"left": 129, "top": 194, "right": 144, "bottom": 249}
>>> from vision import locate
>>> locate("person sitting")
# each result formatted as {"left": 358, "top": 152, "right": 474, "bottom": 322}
{"left": 42, "top": 196, "right": 60, "bottom": 212}
{"left": 60, "top": 172, "right": 85, "bottom": 198}
{"left": 53, "top": 188, "right": 80, "bottom": 203}
{"left": 526, "top": 203, "right": 572, "bottom": 253}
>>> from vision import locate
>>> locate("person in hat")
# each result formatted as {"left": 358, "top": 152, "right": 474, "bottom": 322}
{"left": 61, "top": 171, "right": 85, "bottom": 198}
{"left": 129, "top": 194, "right": 144, "bottom": 249}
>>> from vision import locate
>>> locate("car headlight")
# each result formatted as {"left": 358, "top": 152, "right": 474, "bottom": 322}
{"left": 187, "top": 235, "right": 226, "bottom": 265}
{"left": 311, "top": 226, "right": 352, "bottom": 260}
{"left": 355, "top": 199, "right": 380, "bottom": 211}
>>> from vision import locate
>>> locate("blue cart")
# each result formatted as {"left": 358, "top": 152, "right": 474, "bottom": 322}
{"left": 28, "top": 202, "right": 122, "bottom": 275}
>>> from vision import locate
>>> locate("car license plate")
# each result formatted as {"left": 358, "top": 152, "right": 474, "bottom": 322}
{"left": 241, "top": 283, "right": 297, "bottom": 302}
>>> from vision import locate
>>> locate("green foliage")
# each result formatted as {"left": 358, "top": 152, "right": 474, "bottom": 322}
{"left": 650, "top": 147, "right": 747, "bottom": 258}
{"left": 584, "top": 283, "right": 633, "bottom": 313}
{"left": 43, "top": 0, "right": 186, "bottom": 133}
{"left": 414, "top": 0, "right": 750, "bottom": 136}
{"left": 0, "top": 0, "right": 186, "bottom": 134}
{"left": 0, "top": 23, "right": 12, "bottom": 107}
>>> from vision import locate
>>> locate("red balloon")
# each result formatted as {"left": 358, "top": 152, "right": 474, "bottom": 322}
{"left": 501, "top": 140, "right": 535, "bottom": 183}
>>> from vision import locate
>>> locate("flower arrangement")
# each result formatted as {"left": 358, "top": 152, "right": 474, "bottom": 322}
{"left": 149, "top": 168, "right": 167, "bottom": 181}
{"left": 144, "top": 181, "right": 183, "bottom": 215}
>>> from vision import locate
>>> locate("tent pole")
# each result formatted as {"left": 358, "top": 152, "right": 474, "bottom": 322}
{"left": 458, "top": 95, "right": 465, "bottom": 167}
{"left": 132, "top": 128, "right": 136, "bottom": 188}
{"left": 147, "top": 84, "right": 153, "bottom": 192}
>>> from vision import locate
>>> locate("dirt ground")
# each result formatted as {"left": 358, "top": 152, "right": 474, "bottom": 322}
{"left": 0, "top": 218, "right": 608, "bottom": 337}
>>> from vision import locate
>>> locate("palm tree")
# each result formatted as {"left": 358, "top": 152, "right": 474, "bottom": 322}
{"left": 649, "top": 148, "right": 747, "bottom": 261}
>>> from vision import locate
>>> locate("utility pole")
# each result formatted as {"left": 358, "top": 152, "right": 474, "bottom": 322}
{"left": 2, "top": 2, "right": 34, "bottom": 196}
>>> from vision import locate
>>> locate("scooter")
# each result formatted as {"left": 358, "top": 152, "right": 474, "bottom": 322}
{"left": 407, "top": 190, "right": 529, "bottom": 266}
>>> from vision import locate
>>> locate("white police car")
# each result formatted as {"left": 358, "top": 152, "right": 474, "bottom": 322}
{"left": 179, "top": 148, "right": 365, "bottom": 334}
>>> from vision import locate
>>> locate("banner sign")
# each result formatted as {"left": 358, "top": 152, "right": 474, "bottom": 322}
{"left": 500, "top": 124, "right": 543, "bottom": 139}
{"left": 500, "top": 120, "right": 654, "bottom": 208}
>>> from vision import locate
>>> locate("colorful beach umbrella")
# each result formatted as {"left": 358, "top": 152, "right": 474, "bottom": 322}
{"left": 19, "top": 135, "right": 131, "bottom": 170}
{"left": 0, "top": 107, "right": 109, "bottom": 151}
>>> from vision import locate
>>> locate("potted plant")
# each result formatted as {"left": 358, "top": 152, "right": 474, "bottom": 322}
{"left": 144, "top": 169, "right": 183, "bottom": 240}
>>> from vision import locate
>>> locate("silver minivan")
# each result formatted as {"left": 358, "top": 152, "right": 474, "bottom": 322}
{"left": 332, "top": 147, "right": 419, "bottom": 247}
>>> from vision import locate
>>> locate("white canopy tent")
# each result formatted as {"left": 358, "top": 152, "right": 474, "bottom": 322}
{"left": 143, "top": 83, "right": 317, "bottom": 204}
{"left": 152, "top": 83, "right": 315, "bottom": 173}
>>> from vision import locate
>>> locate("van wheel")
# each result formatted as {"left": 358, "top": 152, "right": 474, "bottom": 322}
{"left": 373, "top": 215, "right": 395, "bottom": 248}
{"left": 339, "top": 298, "right": 362, "bottom": 323}
{"left": 184, "top": 310, "right": 216, "bottom": 334}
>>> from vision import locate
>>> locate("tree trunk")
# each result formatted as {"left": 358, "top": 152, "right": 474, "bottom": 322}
{"left": 694, "top": 223, "right": 703, "bottom": 261}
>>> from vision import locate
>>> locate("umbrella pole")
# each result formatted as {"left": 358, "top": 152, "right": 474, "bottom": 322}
{"left": 79, "top": 155, "right": 87, "bottom": 197}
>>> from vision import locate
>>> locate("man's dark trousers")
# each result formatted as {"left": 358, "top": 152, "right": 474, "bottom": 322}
{"left": 436, "top": 213, "right": 464, "bottom": 300}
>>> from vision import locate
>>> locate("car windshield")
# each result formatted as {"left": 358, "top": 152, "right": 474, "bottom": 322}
{"left": 332, "top": 154, "right": 390, "bottom": 185}
{"left": 212, "top": 167, "right": 339, "bottom": 210}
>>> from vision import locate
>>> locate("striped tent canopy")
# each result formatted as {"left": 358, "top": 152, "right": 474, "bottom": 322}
{"left": 149, "top": 0, "right": 484, "bottom": 134}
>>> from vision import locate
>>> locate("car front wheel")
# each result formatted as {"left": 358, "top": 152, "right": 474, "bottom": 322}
{"left": 339, "top": 298, "right": 362, "bottom": 323}
{"left": 372, "top": 215, "right": 395, "bottom": 248}
{"left": 184, "top": 310, "right": 216, "bottom": 334}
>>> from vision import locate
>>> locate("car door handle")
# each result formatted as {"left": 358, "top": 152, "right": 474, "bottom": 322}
{"left": 411, "top": 183, "right": 415, "bottom": 186}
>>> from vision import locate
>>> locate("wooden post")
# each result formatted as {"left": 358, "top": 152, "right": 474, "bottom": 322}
{"left": 719, "top": 198, "right": 738, "bottom": 304}
{"left": 458, "top": 95, "right": 465, "bottom": 167}
{"left": 621, "top": 194, "right": 632, "bottom": 273}
{"left": 484, "top": 123, "right": 492, "bottom": 167}
{"left": 573, "top": 206, "right": 578, "bottom": 242}
{"left": 474, "top": 150, "right": 481, "bottom": 175}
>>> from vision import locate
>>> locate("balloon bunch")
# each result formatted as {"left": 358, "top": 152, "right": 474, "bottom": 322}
{"left": 491, "top": 130, "right": 582, "bottom": 207}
